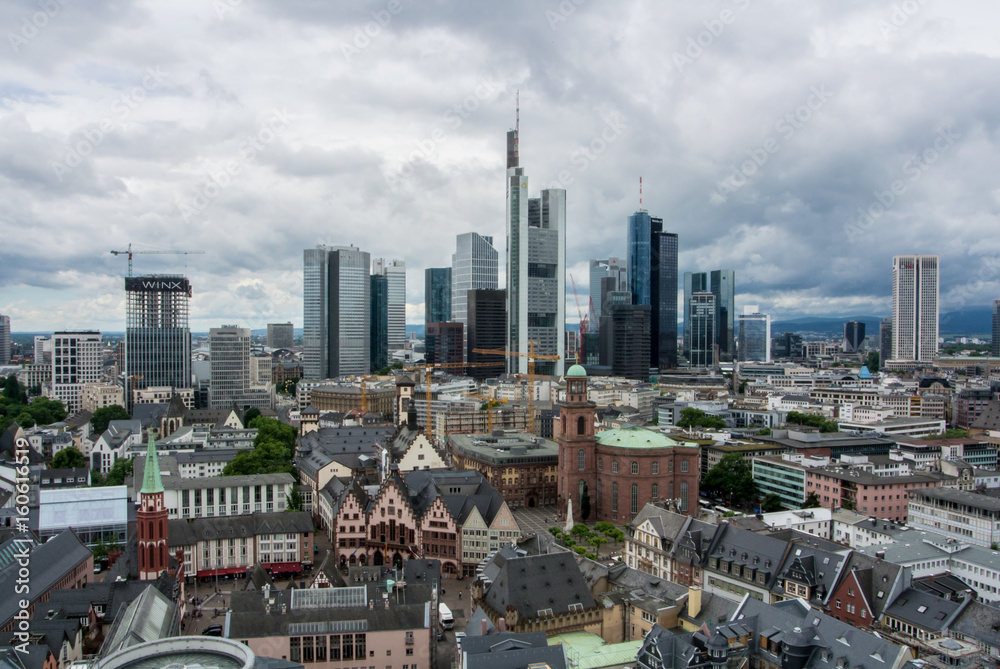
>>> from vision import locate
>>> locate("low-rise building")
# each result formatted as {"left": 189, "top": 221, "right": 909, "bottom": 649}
{"left": 449, "top": 431, "right": 558, "bottom": 510}
{"left": 907, "top": 487, "right": 1000, "bottom": 548}
{"left": 805, "top": 464, "right": 945, "bottom": 522}
{"left": 80, "top": 382, "right": 124, "bottom": 413}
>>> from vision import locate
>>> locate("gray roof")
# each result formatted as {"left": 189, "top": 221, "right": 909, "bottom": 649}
{"left": 159, "top": 471, "right": 294, "bottom": 491}
{"left": 0, "top": 530, "right": 92, "bottom": 628}
{"left": 295, "top": 426, "right": 393, "bottom": 478}
{"left": 130, "top": 403, "right": 168, "bottom": 428}
{"left": 169, "top": 511, "right": 314, "bottom": 547}
{"left": 707, "top": 523, "right": 791, "bottom": 590}
{"left": 460, "top": 632, "right": 567, "bottom": 669}
{"left": 950, "top": 600, "right": 1000, "bottom": 649}
{"left": 908, "top": 486, "right": 1000, "bottom": 512}
{"left": 629, "top": 503, "right": 690, "bottom": 546}
{"left": 882, "top": 587, "right": 969, "bottom": 632}
{"left": 482, "top": 552, "right": 597, "bottom": 620}
{"left": 99, "top": 585, "right": 178, "bottom": 658}
{"left": 773, "top": 543, "right": 847, "bottom": 606}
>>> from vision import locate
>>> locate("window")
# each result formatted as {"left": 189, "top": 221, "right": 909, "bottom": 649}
{"left": 631, "top": 484, "right": 638, "bottom": 515}
{"left": 612, "top": 461, "right": 619, "bottom": 473}
{"left": 652, "top": 483, "right": 659, "bottom": 499}
{"left": 578, "top": 449, "right": 585, "bottom": 470}
{"left": 598, "top": 458, "right": 603, "bottom": 471}
{"left": 631, "top": 461, "right": 639, "bottom": 475}
{"left": 578, "top": 416, "right": 586, "bottom": 435}
{"left": 652, "top": 462, "right": 659, "bottom": 474}
{"left": 680, "top": 460, "right": 688, "bottom": 473}
{"left": 680, "top": 481, "right": 688, "bottom": 511}
{"left": 612, "top": 482, "right": 618, "bottom": 512}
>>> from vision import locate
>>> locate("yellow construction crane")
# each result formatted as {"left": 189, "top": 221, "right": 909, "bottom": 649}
{"left": 471, "top": 341, "right": 560, "bottom": 435}
{"left": 110, "top": 243, "right": 205, "bottom": 276}
{"left": 463, "top": 392, "right": 509, "bottom": 434}
{"left": 403, "top": 361, "right": 500, "bottom": 443}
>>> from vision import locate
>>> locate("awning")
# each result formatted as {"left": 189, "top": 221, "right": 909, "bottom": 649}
{"left": 265, "top": 562, "right": 302, "bottom": 574}
{"left": 197, "top": 567, "right": 245, "bottom": 578}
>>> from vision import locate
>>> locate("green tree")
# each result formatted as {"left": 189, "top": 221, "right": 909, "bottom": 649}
{"left": 3, "top": 375, "right": 26, "bottom": 404}
{"left": 802, "top": 492, "right": 821, "bottom": 508}
{"left": 923, "top": 429, "right": 968, "bottom": 440}
{"left": 865, "top": 352, "right": 879, "bottom": 371}
{"left": 785, "top": 411, "right": 839, "bottom": 433}
{"left": 761, "top": 494, "right": 784, "bottom": 512}
{"left": 757, "top": 427, "right": 771, "bottom": 435}
{"left": 243, "top": 407, "right": 261, "bottom": 426}
{"left": 286, "top": 484, "right": 304, "bottom": 511}
{"left": 677, "top": 407, "right": 726, "bottom": 430}
{"left": 702, "top": 453, "right": 756, "bottom": 509}
{"left": 103, "top": 457, "right": 134, "bottom": 486}
{"left": 580, "top": 489, "right": 591, "bottom": 521}
{"left": 594, "top": 521, "right": 615, "bottom": 535}
{"left": 570, "top": 523, "right": 591, "bottom": 538}
{"left": 52, "top": 446, "right": 87, "bottom": 469}
{"left": 91, "top": 405, "right": 131, "bottom": 434}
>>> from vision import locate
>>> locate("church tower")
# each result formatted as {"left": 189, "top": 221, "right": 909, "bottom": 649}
{"left": 556, "top": 364, "right": 597, "bottom": 522}
{"left": 137, "top": 433, "right": 169, "bottom": 580}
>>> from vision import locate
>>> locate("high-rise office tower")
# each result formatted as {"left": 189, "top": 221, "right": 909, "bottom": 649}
{"left": 737, "top": 306, "right": 771, "bottom": 362}
{"left": 266, "top": 323, "right": 294, "bottom": 349}
{"left": 627, "top": 212, "right": 678, "bottom": 371}
{"left": 0, "top": 313, "right": 10, "bottom": 364}
{"left": 505, "top": 113, "right": 566, "bottom": 376}
{"left": 880, "top": 318, "right": 893, "bottom": 369}
{"left": 209, "top": 325, "right": 251, "bottom": 409}
{"left": 843, "top": 321, "right": 866, "bottom": 353}
{"left": 373, "top": 258, "right": 406, "bottom": 354}
{"left": 49, "top": 331, "right": 102, "bottom": 413}
{"left": 688, "top": 292, "right": 717, "bottom": 368}
{"left": 683, "top": 272, "right": 708, "bottom": 359}
{"left": 589, "top": 258, "right": 627, "bottom": 327}
{"left": 599, "top": 298, "right": 650, "bottom": 381}
{"left": 370, "top": 274, "right": 388, "bottom": 372}
{"left": 425, "top": 267, "right": 452, "bottom": 327}
{"left": 467, "top": 289, "right": 506, "bottom": 381}
{"left": 426, "top": 323, "right": 464, "bottom": 368}
{"left": 891, "top": 255, "right": 939, "bottom": 362}
{"left": 125, "top": 275, "right": 192, "bottom": 408}
{"left": 303, "top": 245, "right": 371, "bottom": 379}
{"left": 451, "top": 233, "right": 498, "bottom": 333}
{"left": 710, "top": 269, "right": 736, "bottom": 361}
{"left": 991, "top": 300, "right": 1000, "bottom": 357}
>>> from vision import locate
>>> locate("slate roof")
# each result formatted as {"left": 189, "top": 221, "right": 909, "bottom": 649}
{"left": 131, "top": 403, "right": 168, "bottom": 430}
{"left": 0, "top": 530, "right": 92, "bottom": 628}
{"left": 0, "top": 424, "right": 43, "bottom": 465}
{"left": 950, "top": 600, "right": 1000, "bottom": 650}
{"left": 774, "top": 543, "right": 847, "bottom": 606}
{"left": 461, "top": 632, "right": 566, "bottom": 669}
{"left": 882, "top": 588, "right": 970, "bottom": 633}
{"left": 706, "top": 523, "right": 791, "bottom": 590}
{"left": 970, "top": 400, "right": 1000, "bottom": 431}
{"left": 836, "top": 551, "right": 903, "bottom": 620}
{"left": 482, "top": 552, "right": 597, "bottom": 621}
{"left": 168, "top": 511, "right": 314, "bottom": 546}
{"left": 295, "top": 426, "right": 393, "bottom": 478}
{"left": 402, "top": 559, "right": 441, "bottom": 591}
{"left": 629, "top": 503, "right": 690, "bottom": 550}
{"left": 669, "top": 517, "right": 721, "bottom": 567}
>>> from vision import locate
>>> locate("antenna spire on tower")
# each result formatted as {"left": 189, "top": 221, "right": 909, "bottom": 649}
{"left": 639, "top": 176, "right": 643, "bottom": 210}
{"left": 516, "top": 89, "right": 519, "bottom": 134}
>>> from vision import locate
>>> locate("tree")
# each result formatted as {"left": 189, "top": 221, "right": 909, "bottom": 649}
{"left": 702, "top": 453, "right": 756, "bottom": 509}
{"left": 924, "top": 429, "right": 968, "bottom": 440}
{"left": 785, "top": 411, "right": 839, "bottom": 433}
{"left": 761, "top": 494, "right": 784, "bottom": 512}
{"left": 802, "top": 492, "right": 821, "bottom": 508}
{"left": 91, "top": 405, "right": 131, "bottom": 434}
{"left": 677, "top": 407, "right": 726, "bottom": 430}
{"left": 243, "top": 407, "right": 261, "bottom": 426}
{"left": 865, "top": 352, "right": 879, "bottom": 371}
{"left": 3, "top": 375, "right": 26, "bottom": 404}
{"left": 570, "top": 523, "right": 591, "bottom": 538}
{"left": 102, "top": 457, "right": 134, "bottom": 486}
{"left": 580, "top": 489, "right": 591, "bottom": 521}
{"left": 757, "top": 427, "right": 771, "bottom": 436}
{"left": 52, "top": 446, "right": 87, "bottom": 469}
{"left": 286, "top": 485, "right": 304, "bottom": 512}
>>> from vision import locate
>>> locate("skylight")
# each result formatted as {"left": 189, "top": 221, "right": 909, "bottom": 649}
{"left": 917, "top": 605, "right": 927, "bottom": 613}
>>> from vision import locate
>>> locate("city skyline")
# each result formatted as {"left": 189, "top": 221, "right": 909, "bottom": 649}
{"left": 2, "top": 2, "right": 999, "bottom": 332}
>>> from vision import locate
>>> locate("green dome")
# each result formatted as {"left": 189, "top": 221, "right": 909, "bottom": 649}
{"left": 566, "top": 364, "right": 587, "bottom": 377}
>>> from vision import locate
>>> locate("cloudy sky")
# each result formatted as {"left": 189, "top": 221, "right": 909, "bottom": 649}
{"left": 1, "top": 0, "right": 999, "bottom": 333}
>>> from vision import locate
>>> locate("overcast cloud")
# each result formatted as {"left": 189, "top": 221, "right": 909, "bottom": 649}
{"left": 1, "top": 0, "right": 999, "bottom": 333}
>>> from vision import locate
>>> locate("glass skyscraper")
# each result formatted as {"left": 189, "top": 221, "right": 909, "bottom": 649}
{"left": 425, "top": 267, "right": 452, "bottom": 327}
{"left": 710, "top": 269, "right": 735, "bottom": 361}
{"left": 737, "top": 306, "right": 771, "bottom": 362}
{"left": 370, "top": 274, "right": 388, "bottom": 372}
{"left": 303, "top": 245, "right": 370, "bottom": 379}
{"left": 373, "top": 258, "right": 406, "bottom": 354}
{"left": 451, "top": 233, "right": 498, "bottom": 331}
{"left": 683, "top": 271, "right": 708, "bottom": 360}
{"left": 125, "top": 275, "right": 192, "bottom": 408}
{"left": 892, "top": 254, "right": 939, "bottom": 362}
{"left": 627, "top": 210, "right": 678, "bottom": 371}
{"left": 589, "top": 258, "right": 626, "bottom": 327}
{"left": 688, "top": 291, "right": 716, "bottom": 368}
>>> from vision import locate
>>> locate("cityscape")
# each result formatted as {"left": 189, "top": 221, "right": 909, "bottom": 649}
{"left": 3, "top": 3, "right": 1000, "bottom": 669}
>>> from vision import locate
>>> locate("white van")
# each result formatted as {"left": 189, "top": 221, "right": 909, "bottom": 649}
{"left": 438, "top": 602, "right": 454, "bottom": 630}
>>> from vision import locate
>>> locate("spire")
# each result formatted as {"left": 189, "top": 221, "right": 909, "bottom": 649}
{"left": 140, "top": 432, "right": 164, "bottom": 494}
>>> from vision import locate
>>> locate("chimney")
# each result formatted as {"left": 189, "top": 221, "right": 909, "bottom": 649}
{"left": 687, "top": 586, "right": 703, "bottom": 618}
{"left": 498, "top": 618, "right": 506, "bottom": 632}
{"left": 481, "top": 619, "right": 488, "bottom": 635}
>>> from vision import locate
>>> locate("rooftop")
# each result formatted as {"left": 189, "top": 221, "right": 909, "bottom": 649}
{"left": 595, "top": 426, "right": 697, "bottom": 450}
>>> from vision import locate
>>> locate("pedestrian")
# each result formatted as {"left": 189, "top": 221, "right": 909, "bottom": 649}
{"left": 458, "top": 592, "right": 462, "bottom": 601}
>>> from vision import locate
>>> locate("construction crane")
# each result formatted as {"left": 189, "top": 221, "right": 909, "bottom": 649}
{"left": 569, "top": 274, "right": 588, "bottom": 363}
{"left": 471, "top": 341, "right": 560, "bottom": 435}
{"left": 463, "top": 391, "right": 509, "bottom": 434}
{"left": 110, "top": 243, "right": 205, "bottom": 276}
{"left": 402, "top": 361, "right": 501, "bottom": 443}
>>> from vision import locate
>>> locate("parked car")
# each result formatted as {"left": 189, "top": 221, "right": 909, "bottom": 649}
{"left": 202, "top": 625, "right": 223, "bottom": 637}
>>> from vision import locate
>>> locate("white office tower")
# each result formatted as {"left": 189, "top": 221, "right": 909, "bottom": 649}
{"left": 48, "top": 331, "right": 102, "bottom": 413}
{"left": 737, "top": 305, "right": 771, "bottom": 363}
{"left": 891, "top": 255, "right": 939, "bottom": 362}
{"left": 303, "top": 245, "right": 371, "bottom": 379}
{"left": 373, "top": 258, "right": 407, "bottom": 353}
{"left": 505, "top": 115, "right": 566, "bottom": 376}
{"left": 589, "top": 258, "right": 627, "bottom": 326}
{"left": 451, "top": 232, "right": 499, "bottom": 328}
{"left": 209, "top": 325, "right": 251, "bottom": 408}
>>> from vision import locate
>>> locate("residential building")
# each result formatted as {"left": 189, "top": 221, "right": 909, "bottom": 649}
{"left": 737, "top": 306, "right": 770, "bottom": 362}
{"left": 451, "top": 232, "right": 498, "bottom": 333}
{"left": 131, "top": 386, "right": 194, "bottom": 409}
{"left": 424, "top": 267, "right": 452, "bottom": 326}
{"left": 449, "top": 431, "right": 559, "bottom": 510}
{"left": 370, "top": 272, "right": 388, "bottom": 372}
{"left": 88, "top": 419, "right": 142, "bottom": 474}
{"left": 880, "top": 317, "right": 893, "bottom": 368}
{"left": 373, "top": 258, "right": 406, "bottom": 353}
{"left": 627, "top": 211, "right": 678, "bottom": 371}
{"left": 80, "top": 382, "right": 125, "bottom": 413}
{"left": 907, "top": 487, "right": 1000, "bottom": 548}
{"left": 625, "top": 503, "right": 694, "bottom": 581}
{"left": 0, "top": 313, "right": 9, "bottom": 364}
{"left": 891, "top": 254, "right": 939, "bottom": 362}
{"left": 843, "top": 320, "right": 866, "bottom": 353}
{"left": 303, "top": 245, "right": 370, "bottom": 379}
{"left": 266, "top": 322, "right": 294, "bottom": 349}
{"left": 295, "top": 425, "right": 395, "bottom": 514}
{"left": 589, "top": 257, "right": 627, "bottom": 327}
{"left": 687, "top": 292, "right": 716, "bottom": 368}
{"left": 45, "top": 331, "right": 101, "bottom": 414}
{"left": 124, "top": 275, "right": 192, "bottom": 409}
{"left": 505, "top": 116, "right": 565, "bottom": 376}
{"left": 465, "top": 289, "right": 506, "bottom": 381}
{"left": 425, "top": 322, "right": 464, "bottom": 368}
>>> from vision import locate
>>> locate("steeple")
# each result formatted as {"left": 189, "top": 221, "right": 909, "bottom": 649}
{"left": 140, "top": 432, "right": 163, "bottom": 495}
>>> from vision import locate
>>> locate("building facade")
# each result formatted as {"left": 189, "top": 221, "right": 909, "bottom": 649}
{"left": 710, "top": 269, "right": 736, "bottom": 361}
{"left": 372, "top": 258, "right": 406, "bottom": 354}
{"left": 125, "top": 275, "right": 192, "bottom": 408}
{"left": 370, "top": 273, "right": 388, "bottom": 372}
{"left": 688, "top": 292, "right": 716, "bottom": 369}
{"left": 891, "top": 254, "right": 939, "bottom": 362}
{"left": 451, "top": 232, "right": 498, "bottom": 333}
{"left": 737, "top": 307, "right": 771, "bottom": 363}
{"left": 466, "top": 289, "right": 506, "bottom": 380}
{"left": 907, "top": 487, "right": 1000, "bottom": 548}
{"left": 48, "top": 331, "right": 102, "bottom": 414}
{"left": 449, "top": 431, "right": 558, "bottom": 509}
{"left": 424, "top": 267, "right": 452, "bottom": 326}
{"left": 209, "top": 325, "right": 251, "bottom": 409}
{"left": 425, "top": 322, "right": 464, "bottom": 368}
{"left": 266, "top": 322, "right": 294, "bottom": 349}
{"left": 589, "top": 257, "right": 627, "bottom": 327}
{"left": 81, "top": 382, "right": 125, "bottom": 413}
{"left": 303, "top": 245, "right": 371, "bottom": 379}
{"left": 844, "top": 320, "right": 866, "bottom": 353}
{"left": 0, "top": 313, "right": 9, "bottom": 364}
{"left": 599, "top": 302, "right": 651, "bottom": 381}
{"left": 993, "top": 299, "right": 1000, "bottom": 357}
{"left": 627, "top": 212, "right": 678, "bottom": 371}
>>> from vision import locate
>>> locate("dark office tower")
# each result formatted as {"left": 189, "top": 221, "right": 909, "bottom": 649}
{"left": 589, "top": 258, "right": 627, "bottom": 327}
{"left": 425, "top": 268, "right": 452, "bottom": 328}
{"left": 370, "top": 274, "right": 388, "bottom": 372}
{"left": 683, "top": 272, "right": 708, "bottom": 359}
{"left": 627, "top": 211, "right": 678, "bottom": 371}
{"left": 710, "top": 269, "right": 735, "bottom": 361}
{"left": 843, "top": 320, "right": 866, "bottom": 353}
{"left": 125, "top": 275, "right": 192, "bottom": 408}
{"left": 467, "top": 289, "right": 506, "bottom": 381}
{"left": 993, "top": 300, "right": 1000, "bottom": 357}
{"left": 426, "top": 323, "right": 464, "bottom": 370}
{"left": 880, "top": 318, "right": 893, "bottom": 369}
{"left": 770, "top": 331, "right": 803, "bottom": 359}
{"left": 304, "top": 245, "right": 370, "bottom": 379}
{"left": 599, "top": 301, "right": 651, "bottom": 381}
{"left": 688, "top": 291, "right": 717, "bottom": 368}
{"left": 266, "top": 323, "right": 294, "bottom": 349}
{"left": 0, "top": 313, "right": 9, "bottom": 364}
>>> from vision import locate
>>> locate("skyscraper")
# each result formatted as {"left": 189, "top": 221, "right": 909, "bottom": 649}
{"left": 891, "top": 254, "right": 939, "bottom": 362}
{"left": 737, "top": 306, "right": 771, "bottom": 362}
{"left": 266, "top": 322, "right": 294, "bottom": 349}
{"left": 710, "top": 269, "right": 736, "bottom": 361}
{"left": 303, "top": 245, "right": 371, "bottom": 379}
{"left": 991, "top": 300, "right": 999, "bottom": 357}
{"left": 843, "top": 321, "right": 866, "bottom": 353}
{"left": 627, "top": 211, "right": 678, "bottom": 371}
{"left": 505, "top": 114, "right": 566, "bottom": 376}
{"left": 880, "top": 318, "right": 893, "bottom": 369}
{"left": 125, "top": 275, "right": 192, "bottom": 408}
{"left": 683, "top": 272, "right": 708, "bottom": 359}
{"left": 467, "top": 289, "right": 506, "bottom": 381}
{"left": 426, "top": 322, "right": 464, "bottom": 368}
{"left": 425, "top": 267, "right": 452, "bottom": 327}
{"left": 451, "top": 233, "right": 498, "bottom": 331}
{"left": 209, "top": 325, "right": 251, "bottom": 409}
{"left": 0, "top": 313, "right": 9, "bottom": 364}
{"left": 370, "top": 274, "right": 388, "bottom": 372}
{"left": 599, "top": 299, "right": 650, "bottom": 381}
{"left": 49, "top": 331, "right": 102, "bottom": 413}
{"left": 589, "top": 258, "right": 626, "bottom": 327}
{"left": 688, "top": 292, "right": 716, "bottom": 368}
{"left": 373, "top": 258, "right": 406, "bottom": 354}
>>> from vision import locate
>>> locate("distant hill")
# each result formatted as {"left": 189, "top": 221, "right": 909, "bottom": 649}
{"left": 938, "top": 306, "right": 995, "bottom": 335}
{"left": 769, "top": 316, "right": 885, "bottom": 337}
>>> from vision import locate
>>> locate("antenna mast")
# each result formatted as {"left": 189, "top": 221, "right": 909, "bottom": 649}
{"left": 639, "top": 176, "right": 643, "bottom": 210}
